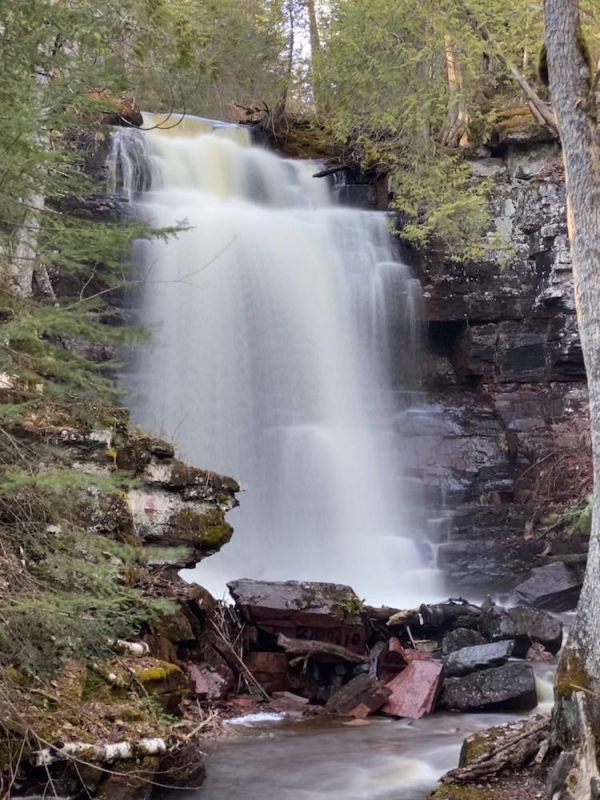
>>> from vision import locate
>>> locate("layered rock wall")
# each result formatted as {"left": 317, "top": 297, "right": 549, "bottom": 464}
{"left": 413, "top": 137, "right": 590, "bottom": 592}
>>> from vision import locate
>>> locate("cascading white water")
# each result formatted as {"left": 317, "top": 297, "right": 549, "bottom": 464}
{"left": 113, "top": 113, "right": 442, "bottom": 607}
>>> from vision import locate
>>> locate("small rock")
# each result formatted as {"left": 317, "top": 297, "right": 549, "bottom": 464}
{"left": 382, "top": 661, "right": 443, "bottom": 719}
{"left": 188, "top": 664, "right": 229, "bottom": 701}
{"left": 507, "top": 605, "right": 563, "bottom": 656}
{"left": 325, "top": 674, "right": 391, "bottom": 718}
{"left": 443, "top": 640, "right": 514, "bottom": 678}
{"left": 439, "top": 662, "right": 538, "bottom": 712}
{"left": 442, "top": 628, "right": 486, "bottom": 656}
{"left": 526, "top": 643, "right": 554, "bottom": 663}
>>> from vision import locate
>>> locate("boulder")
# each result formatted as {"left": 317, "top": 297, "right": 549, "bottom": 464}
{"left": 245, "top": 651, "right": 290, "bottom": 693}
{"left": 381, "top": 661, "right": 443, "bottom": 719}
{"left": 512, "top": 562, "right": 582, "bottom": 612}
{"left": 507, "top": 605, "right": 563, "bottom": 656}
{"left": 443, "top": 640, "right": 514, "bottom": 678}
{"left": 478, "top": 606, "right": 515, "bottom": 641}
{"left": 441, "top": 628, "right": 486, "bottom": 656}
{"left": 228, "top": 579, "right": 366, "bottom": 654}
{"left": 439, "top": 662, "right": 538, "bottom": 712}
{"left": 325, "top": 674, "right": 391, "bottom": 718}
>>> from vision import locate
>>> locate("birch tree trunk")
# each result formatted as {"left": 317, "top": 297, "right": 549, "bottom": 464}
{"left": 543, "top": 0, "right": 600, "bottom": 782}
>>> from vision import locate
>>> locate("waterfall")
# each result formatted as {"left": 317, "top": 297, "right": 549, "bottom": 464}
{"left": 113, "top": 113, "right": 442, "bottom": 607}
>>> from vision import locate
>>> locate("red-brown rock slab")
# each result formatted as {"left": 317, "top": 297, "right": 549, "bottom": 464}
{"left": 228, "top": 579, "right": 367, "bottom": 654}
{"left": 382, "top": 661, "right": 443, "bottom": 719}
{"left": 325, "top": 674, "right": 391, "bottom": 719}
{"left": 390, "top": 638, "right": 433, "bottom": 664}
{"left": 245, "top": 651, "right": 291, "bottom": 693}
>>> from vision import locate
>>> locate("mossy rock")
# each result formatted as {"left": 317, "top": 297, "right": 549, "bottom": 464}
{"left": 459, "top": 726, "right": 503, "bottom": 767}
{"left": 167, "top": 508, "right": 233, "bottom": 552}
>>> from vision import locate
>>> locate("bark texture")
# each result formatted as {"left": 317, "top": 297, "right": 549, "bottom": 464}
{"left": 544, "top": 0, "right": 600, "bottom": 771}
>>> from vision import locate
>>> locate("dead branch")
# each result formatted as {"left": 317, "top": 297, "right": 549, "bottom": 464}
{"left": 276, "top": 634, "right": 368, "bottom": 664}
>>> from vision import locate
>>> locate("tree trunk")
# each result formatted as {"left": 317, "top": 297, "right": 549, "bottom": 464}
{"left": 306, "top": 0, "right": 325, "bottom": 115}
{"left": 543, "top": 0, "right": 600, "bottom": 788}
{"left": 440, "top": 36, "right": 471, "bottom": 148}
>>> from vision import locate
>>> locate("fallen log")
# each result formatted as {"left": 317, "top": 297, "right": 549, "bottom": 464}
{"left": 31, "top": 737, "right": 167, "bottom": 767}
{"left": 441, "top": 716, "right": 550, "bottom": 784}
{"left": 312, "top": 164, "right": 349, "bottom": 179}
{"left": 276, "top": 633, "right": 367, "bottom": 665}
{"left": 388, "top": 599, "right": 482, "bottom": 632}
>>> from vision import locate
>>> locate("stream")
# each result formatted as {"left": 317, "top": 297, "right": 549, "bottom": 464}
{"left": 164, "top": 667, "right": 554, "bottom": 800}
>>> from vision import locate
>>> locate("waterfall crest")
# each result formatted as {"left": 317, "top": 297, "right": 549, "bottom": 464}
{"left": 113, "top": 114, "right": 442, "bottom": 607}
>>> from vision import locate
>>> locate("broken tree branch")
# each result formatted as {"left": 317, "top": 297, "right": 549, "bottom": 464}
{"left": 276, "top": 634, "right": 368, "bottom": 664}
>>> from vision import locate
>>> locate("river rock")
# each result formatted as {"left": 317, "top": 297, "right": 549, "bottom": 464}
{"left": 512, "top": 562, "right": 582, "bottom": 612}
{"left": 381, "top": 661, "right": 443, "bottom": 719}
{"left": 443, "top": 640, "right": 514, "bottom": 678}
{"left": 441, "top": 628, "right": 487, "bottom": 656}
{"left": 439, "top": 662, "right": 538, "bottom": 712}
{"left": 325, "top": 674, "right": 391, "bottom": 718}
{"left": 479, "top": 606, "right": 515, "bottom": 641}
{"left": 507, "top": 605, "right": 563, "bottom": 656}
{"left": 228, "top": 579, "right": 366, "bottom": 654}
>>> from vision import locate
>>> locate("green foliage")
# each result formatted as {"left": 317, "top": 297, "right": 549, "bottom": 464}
{"left": 543, "top": 494, "right": 593, "bottom": 537}
{"left": 317, "top": 0, "right": 544, "bottom": 256}
{"left": 389, "top": 150, "right": 492, "bottom": 259}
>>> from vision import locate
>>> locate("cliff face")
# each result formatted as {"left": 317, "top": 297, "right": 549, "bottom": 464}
{"left": 413, "top": 136, "right": 590, "bottom": 592}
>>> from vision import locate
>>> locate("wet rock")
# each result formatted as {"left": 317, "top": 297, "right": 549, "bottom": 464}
{"left": 512, "top": 562, "right": 583, "bottom": 612}
{"left": 229, "top": 579, "right": 366, "bottom": 654}
{"left": 325, "top": 674, "right": 391, "bottom": 718}
{"left": 439, "top": 662, "right": 538, "bottom": 712}
{"left": 382, "top": 661, "right": 443, "bottom": 719}
{"left": 507, "top": 605, "right": 563, "bottom": 656}
{"left": 245, "top": 651, "right": 290, "bottom": 693}
{"left": 441, "top": 628, "right": 486, "bottom": 656}
{"left": 443, "top": 640, "right": 514, "bottom": 678}
{"left": 270, "top": 691, "right": 311, "bottom": 713}
{"left": 526, "top": 643, "right": 554, "bottom": 663}
{"left": 188, "top": 664, "right": 229, "bottom": 701}
{"left": 478, "top": 606, "right": 515, "bottom": 642}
